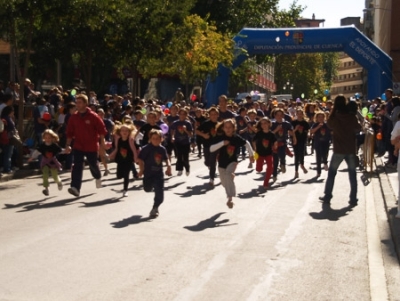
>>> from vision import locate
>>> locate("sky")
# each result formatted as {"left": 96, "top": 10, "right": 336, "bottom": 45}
{"left": 279, "top": 0, "right": 365, "bottom": 28}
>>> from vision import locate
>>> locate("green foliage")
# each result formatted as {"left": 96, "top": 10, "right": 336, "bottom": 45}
{"left": 139, "top": 15, "right": 234, "bottom": 85}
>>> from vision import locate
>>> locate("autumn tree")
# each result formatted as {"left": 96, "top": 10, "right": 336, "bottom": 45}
{"left": 139, "top": 15, "right": 234, "bottom": 97}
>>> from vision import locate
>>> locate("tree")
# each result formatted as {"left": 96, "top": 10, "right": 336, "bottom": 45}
{"left": 139, "top": 15, "right": 234, "bottom": 97}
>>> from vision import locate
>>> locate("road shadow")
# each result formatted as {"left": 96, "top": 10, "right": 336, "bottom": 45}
{"left": 111, "top": 215, "right": 152, "bottom": 228}
{"left": 0, "top": 183, "right": 23, "bottom": 191}
{"left": 279, "top": 178, "right": 300, "bottom": 186}
{"left": 184, "top": 212, "right": 237, "bottom": 231}
{"left": 236, "top": 170, "right": 254, "bottom": 176}
{"left": 80, "top": 197, "right": 123, "bottom": 207}
{"left": 238, "top": 187, "right": 266, "bottom": 199}
{"left": 17, "top": 193, "right": 95, "bottom": 212}
{"left": 164, "top": 181, "right": 186, "bottom": 191}
{"left": 302, "top": 176, "right": 324, "bottom": 184}
{"left": 175, "top": 183, "right": 218, "bottom": 198}
{"left": 3, "top": 197, "right": 56, "bottom": 209}
{"left": 309, "top": 203, "right": 353, "bottom": 221}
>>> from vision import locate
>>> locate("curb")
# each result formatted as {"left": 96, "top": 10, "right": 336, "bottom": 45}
{"left": 374, "top": 157, "right": 400, "bottom": 263}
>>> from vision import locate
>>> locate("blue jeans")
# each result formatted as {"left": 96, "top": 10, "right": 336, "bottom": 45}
{"left": 273, "top": 145, "right": 286, "bottom": 177}
{"left": 143, "top": 174, "right": 164, "bottom": 208}
{"left": 1, "top": 144, "right": 14, "bottom": 172}
{"left": 71, "top": 150, "right": 101, "bottom": 191}
{"left": 324, "top": 153, "right": 357, "bottom": 202}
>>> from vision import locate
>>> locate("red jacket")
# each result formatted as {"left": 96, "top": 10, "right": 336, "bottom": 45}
{"left": 66, "top": 108, "right": 107, "bottom": 152}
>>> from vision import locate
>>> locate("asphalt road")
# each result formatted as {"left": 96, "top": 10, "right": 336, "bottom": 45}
{"left": 1, "top": 151, "right": 399, "bottom": 301}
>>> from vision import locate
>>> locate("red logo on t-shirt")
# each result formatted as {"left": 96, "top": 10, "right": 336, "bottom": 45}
{"left": 45, "top": 152, "right": 53, "bottom": 159}
{"left": 178, "top": 126, "right": 185, "bottom": 134}
{"left": 320, "top": 128, "right": 326, "bottom": 136}
{"left": 298, "top": 125, "right": 304, "bottom": 134}
{"left": 154, "top": 153, "right": 162, "bottom": 165}
{"left": 227, "top": 145, "right": 235, "bottom": 157}
{"left": 210, "top": 128, "right": 216, "bottom": 137}
{"left": 120, "top": 148, "right": 127, "bottom": 158}
{"left": 262, "top": 139, "right": 270, "bottom": 148}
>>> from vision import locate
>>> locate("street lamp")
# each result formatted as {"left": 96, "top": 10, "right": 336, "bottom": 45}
{"left": 283, "top": 80, "right": 294, "bottom": 93}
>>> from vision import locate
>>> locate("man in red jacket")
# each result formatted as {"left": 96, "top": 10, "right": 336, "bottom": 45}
{"left": 65, "top": 94, "right": 107, "bottom": 197}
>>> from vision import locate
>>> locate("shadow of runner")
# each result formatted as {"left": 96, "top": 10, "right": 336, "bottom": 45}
{"left": 80, "top": 197, "right": 123, "bottom": 207}
{"left": 18, "top": 193, "right": 95, "bottom": 212}
{"left": 3, "top": 197, "right": 56, "bottom": 209}
{"left": 111, "top": 215, "right": 152, "bottom": 228}
{"left": 309, "top": 204, "right": 353, "bottom": 221}
{"left": 174, "top": 182, "right": 218, "bottom": 198}
{"left": 184, "top": 212, "right": 237, "bottom": 231}
{"left": 238, "top": 187, "right": 266, "bottom": 199}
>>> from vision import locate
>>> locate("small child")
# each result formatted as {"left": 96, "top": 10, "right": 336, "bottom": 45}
{"left": 310, "top": 112, "right": 331, "bottom": 177}
{"left": 28, "top": 129, "right": 63, "bottom": 196}
{"left": 291, "top": 109, "right": 310, "bottom": 178}
{"left": 210, "top": 119, "right": 254, "bottom": 209}
{"left": 252, "top": 117, "right": 277, "bottom": 189}
{"left": 109, "top": 122, "right": 138, "bottom": 197}
{"left": 138, "top": 129, "right": 172, "bottom": 218}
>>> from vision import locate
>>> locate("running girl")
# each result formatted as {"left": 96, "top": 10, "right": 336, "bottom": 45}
{"left": 253, "top": 117, "right": 277, "bottom": 189}
{"left": 109, "top": 122, "right": 138, "bottom": 197}
{"left": 310, "top": 112, "right": 331, "bottom": 177}
{"left": 210, "top": 119, "right": 254, "bottom": 209}
{"left": 28, "top": 129, "right": 63, "bottom": 196}
{"left": 292, "top": 109, "right": 310, "bottom": 178}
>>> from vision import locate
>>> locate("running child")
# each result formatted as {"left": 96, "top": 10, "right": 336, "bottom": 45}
{"left": 210, "top": 119, "right": 254, "bottom": 209}
{"left": 196, "top": 107, "right": 219, "bottom": 185}
{"left": 252, "top": 117, "right": 277, "bottom": 189}
{"left": 109, "top": 122, "right": 138, "bottom": 197}
{"left": 138, "top": 129, "right": 172, "bottom": 218}
{"left": 28, "top": 129, "right": 63, "bottom": 196}
{"left": 310, "top": 112, "right": 331, "bottom": 177}
{"left": 291, "top": 109, "right": 310, "bottom": 178}
{"left": 170, "top": 108, "right": 193, "bottom": 176}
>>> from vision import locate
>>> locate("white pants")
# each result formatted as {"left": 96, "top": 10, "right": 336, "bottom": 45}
{"left": 218, "top": 162, "right": 237, "bottom": 198}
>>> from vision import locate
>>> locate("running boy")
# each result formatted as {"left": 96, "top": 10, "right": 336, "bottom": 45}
{"left": 138, "top": 129, "right": 172, "bottom": 218}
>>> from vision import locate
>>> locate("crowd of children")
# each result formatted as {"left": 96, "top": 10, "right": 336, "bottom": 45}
{"left": 20, "top": 87, "right": 400, "bottom": 218}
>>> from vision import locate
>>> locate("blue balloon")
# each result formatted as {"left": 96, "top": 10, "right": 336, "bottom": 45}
{"left": 324, "top": 89, "right": 329, "bottom": 95}
{"left": 355, "top": 93, "right": 360, "bottom": 99}
{"left": 25, "top": 138, "right": 34, "bottom": 148}
{"left": 382, "top": 93, "right": 387, "bottom": 101}
{"left": 167, "top": 102, "right": 173, "bottom": 108}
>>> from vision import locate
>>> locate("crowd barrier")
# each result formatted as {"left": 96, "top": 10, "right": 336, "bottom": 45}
{"left": 363, "top": 127, "right": 375, "bottom": 173}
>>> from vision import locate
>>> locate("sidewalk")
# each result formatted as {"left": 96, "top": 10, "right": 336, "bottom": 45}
{"left": 375, "top": 157, "right": 400, "bottom": 262}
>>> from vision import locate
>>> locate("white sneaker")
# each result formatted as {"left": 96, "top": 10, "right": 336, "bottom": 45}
{"left": 185, "top": 171, "right": 190, "bottom": 176}
{"left": 122, "top": 190, "right": 128, "bottom": 197}
{"left": 177, "top": 171, "right": 183, "bottom": 176}
{"left": 95, "top": 179, "right": 102, "bottom": 188}
{"left": 68, "top": 187, "right": 80, "bottom": 197}
{"left": 57, "top": 182, "right": 63, "bottom": 191}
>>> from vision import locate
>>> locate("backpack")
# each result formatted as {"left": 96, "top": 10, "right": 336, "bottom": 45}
{"left": 0, "top": 119, "right": 9, "bottom": 144}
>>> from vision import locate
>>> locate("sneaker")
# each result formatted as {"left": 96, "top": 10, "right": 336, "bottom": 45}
{"left": 280, "top": 165, "right": 286, "bottom": 173}
{"left": 149, "top": 207, "right": 159, "bottom": 218}
{"left": 103, "top": 170, "right": 110, "bottom": 176}
{"left": 42, "top": 188, "right": 49, "bottom": 196}
{"left": 324, "top": 164, "right": 328, "bottom": 171}
{"left": 301, "top": 165, "right": 308, "bottom": 174}
{"left": 57, "top": 182, "right": 63, "bottom": 191}
{"left": 209, "top": 179, "right": 214, "bottom": 186}
{"left": 68, "top": 187, "right": 80, "bottom": 197}
{"left": 122, "top": 190, "right": 128, "bottom": 197}
{"left": 95, "top": 178, "right": 102, "bottom": 188}
{"left": 185, "top": 171, "right": 190, "bottom": 176}
{"left": 177, "top": 171, "right": 183, "bottom": 176}
{"left": 248, "top": 162, "right": 253, "bottom": 169}
{"left": 319, "top": 196, "right": 331, "bottom": 204}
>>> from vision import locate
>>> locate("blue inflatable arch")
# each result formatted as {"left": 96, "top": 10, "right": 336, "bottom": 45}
{"left": 205, "top": 26, "right": 392, "bottom": 105}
